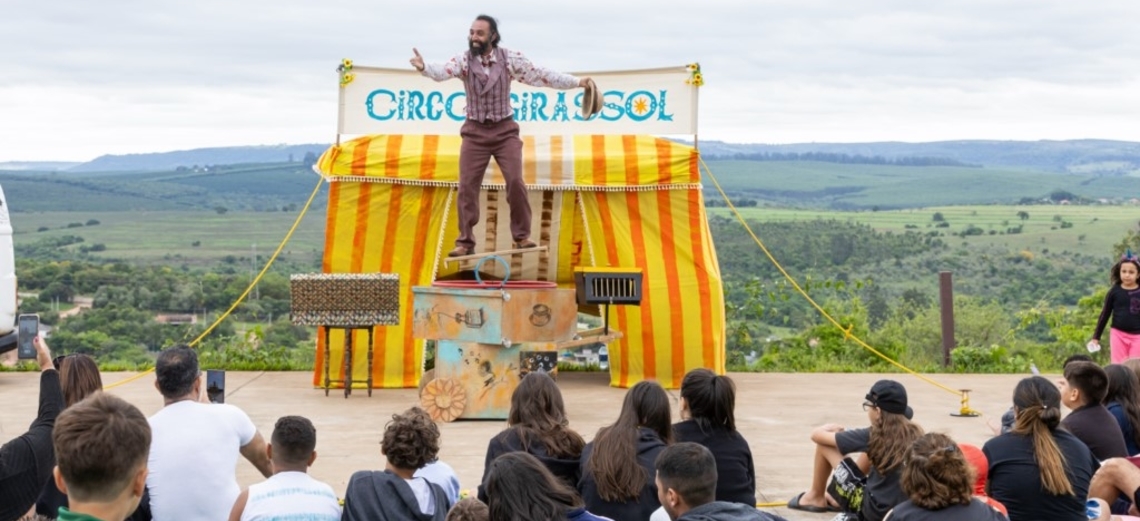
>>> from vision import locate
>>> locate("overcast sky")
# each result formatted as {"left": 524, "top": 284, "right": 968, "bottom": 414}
{"left": 2, "top": 0, "right": 1139, "bottom": 161}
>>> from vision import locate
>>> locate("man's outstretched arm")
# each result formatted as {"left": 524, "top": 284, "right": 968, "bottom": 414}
{"left": 506, "top": 49, "right": 589, "bottom": 89}
{"left": 410, "top": 47, "right": 465, "bottom": 82}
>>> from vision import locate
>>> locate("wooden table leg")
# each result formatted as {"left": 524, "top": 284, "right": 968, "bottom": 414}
{"left": 344, "top": 329, "right": 353, "bottom": 399}
{"left": 367, "top": 327, "right": 374, "bottom": 397}
{"left": 323, "top": 326, "right": 331, "bottom": 397}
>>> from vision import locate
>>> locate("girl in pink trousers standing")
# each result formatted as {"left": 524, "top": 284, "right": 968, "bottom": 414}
{"left": 1092, "top": 251, "right": 1140, "bottom": 363}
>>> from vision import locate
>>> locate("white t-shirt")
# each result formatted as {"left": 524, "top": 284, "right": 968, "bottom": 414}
{"left": 405, "top": 477, "right": 435, "bottom": 515}
{"left": 241, "top": 471, "right": 341, "bottom": 521}
{"left": 414, "top": 461, "right": 461, "bottom": 505}
{"left": 147, "top": 401, "right": 257, "bottom": 521}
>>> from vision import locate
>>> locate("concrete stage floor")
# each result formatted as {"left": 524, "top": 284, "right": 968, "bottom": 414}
{"left": 0, "top": 370, "right": 1035, "bottom": 520}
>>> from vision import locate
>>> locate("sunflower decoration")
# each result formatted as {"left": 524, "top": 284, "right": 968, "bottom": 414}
{"left": 685, "top": 62, "right": 704, "bottom": 87}
{"left": 338, "top": 58, "right": 355, "bottom": 87}
{"left": 420, "top": 377, "right": 467, "bottom": 422}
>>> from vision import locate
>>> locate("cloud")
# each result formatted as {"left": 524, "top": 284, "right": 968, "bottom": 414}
{"left": 2, "top": 0, "right": 1139, "bottom": 160}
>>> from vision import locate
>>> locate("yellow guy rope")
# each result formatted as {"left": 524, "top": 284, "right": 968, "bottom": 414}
{"left": 699, "top": 157, "right": 968, "bottom": 399}
{"left": 105, "top": 175, "right": 326, "bottom": 390}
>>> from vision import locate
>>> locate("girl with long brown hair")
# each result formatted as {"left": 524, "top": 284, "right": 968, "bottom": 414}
{"left": 485, "top": 452, "right": 611, "bottom": 521}
{"left": 578, "top": 380, "right": 672, "bottom": 520}
{"left": 983, "top": 376, "right": 1096, "bottom": 521}
{"left": 478, "top": 372, "right": 585, "bottom": 502}
{"left": 788, "top": 379, "right": 922, "bottom": 521}
{"left": 1105, "top": 363, "right": 1140, "bottom": 455}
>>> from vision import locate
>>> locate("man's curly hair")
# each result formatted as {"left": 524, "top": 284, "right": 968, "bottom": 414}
{"left": 382, "top": 406, "right": 440, "bottom": 470}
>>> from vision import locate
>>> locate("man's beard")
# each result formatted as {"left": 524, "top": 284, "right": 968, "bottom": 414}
{"left": 469, "top": 39, "right": 488, "bottom": 55}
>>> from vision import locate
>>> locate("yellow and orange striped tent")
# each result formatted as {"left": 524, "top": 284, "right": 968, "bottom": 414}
{"left": 313, "top": 134, "right": 725, "bottom": 389}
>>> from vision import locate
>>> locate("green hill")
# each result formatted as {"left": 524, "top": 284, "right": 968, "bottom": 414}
{"left": 702, "top": 160, "right": 1140, "bottom": 209}
{"left": 0, "top": 163, "right": 327, "bottom": 213}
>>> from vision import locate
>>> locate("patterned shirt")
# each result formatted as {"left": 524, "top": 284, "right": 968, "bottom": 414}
{"left": 421, "top": 47, "right": 579, "bottom": 90}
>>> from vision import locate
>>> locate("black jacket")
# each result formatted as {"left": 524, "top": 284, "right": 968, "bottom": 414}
{"left": 673, "top": 420, "right": 756, "bottom": 506}
{"left": 342, "top": 470, "right": 450, "bottom": 521}
{"left": 0, "top": 370, "right": 62, "bottom": 521}
{"left": 479, "top": 427, "right": 582, "bottom": 502}
{"left": 578, "top": 427, "right": 667, "bottom": 521}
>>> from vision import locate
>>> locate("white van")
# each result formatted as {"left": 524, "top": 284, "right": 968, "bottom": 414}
{"left": 0, "top": 186, "right": 18, "bottom": 353}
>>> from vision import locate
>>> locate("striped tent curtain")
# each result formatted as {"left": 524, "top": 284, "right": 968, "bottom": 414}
{"left": 314, "top": 134, "right": 724, "bottom": 389}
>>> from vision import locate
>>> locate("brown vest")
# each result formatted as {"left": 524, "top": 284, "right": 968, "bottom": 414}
{"left": 465, "top": 47, "right": 512, "bottom": 122}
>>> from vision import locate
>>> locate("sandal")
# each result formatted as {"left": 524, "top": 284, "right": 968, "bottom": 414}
{"left": 787, "top": 492, "right": 830, "bottom": 513}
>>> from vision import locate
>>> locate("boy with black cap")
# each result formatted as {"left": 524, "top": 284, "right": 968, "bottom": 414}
{"left": 788, "top": 380, "right": 923, "bottom": 521}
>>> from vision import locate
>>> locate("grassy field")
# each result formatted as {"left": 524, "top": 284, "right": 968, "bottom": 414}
{"left": 709, "top": 204, "right": 1139, "bottom": 254}
{"left": 12, "top": 210, "right": 328, "bottom": 266}
{"left": 11, "top": 202, "right": 1136, "bottom": 267}
{"left": 702, "top": 160, "right": 1140, "bottom": 209}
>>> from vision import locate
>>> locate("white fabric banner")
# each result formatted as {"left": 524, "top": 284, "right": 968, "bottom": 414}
{"left": 337, "top": 64, "right": 698, "bottom": 136}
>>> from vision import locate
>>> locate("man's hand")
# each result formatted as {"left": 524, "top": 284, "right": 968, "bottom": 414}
{"left": 410, "top": 48, "right": 425, "bottom": 72}
{"left": 578, "top": 76, "right": 592, "bottom": 88}
{"left": 34, "top": 335, "right": 53, "bottom": 372}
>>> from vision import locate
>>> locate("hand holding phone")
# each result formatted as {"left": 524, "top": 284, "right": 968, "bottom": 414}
{"left": 17, "top": 314, "right": 39, "bottom": 360}
{"left": 206, "top": 370, "right": 225, "bottom": 404}
{"left": 34, "top": 336, "right": 53, "bottom": 371}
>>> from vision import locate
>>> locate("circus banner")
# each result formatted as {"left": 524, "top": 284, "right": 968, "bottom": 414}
{"left": 337, "top": 64, "right": 699, "bottom": 136}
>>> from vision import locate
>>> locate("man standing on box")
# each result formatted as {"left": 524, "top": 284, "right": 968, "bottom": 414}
{"left": 411, "top": 14, "right": 595, "bottom": 258}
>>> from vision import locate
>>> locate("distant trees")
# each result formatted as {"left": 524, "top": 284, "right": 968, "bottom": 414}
{"left": 711, "top": 151, "right": 981, "bottom": 168}
{"left": 1017, "top": 211, "right": 1029, "bottom": 221}
{"left": 932, "top": 212, "right": 945, "bottom": 222}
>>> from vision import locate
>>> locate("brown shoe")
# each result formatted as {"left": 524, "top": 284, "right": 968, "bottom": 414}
{"left": 448, "top": 246, "right": 473, "bottom": 257}
{"left": 515, "top": 239, "right": 537, "bottom": 249}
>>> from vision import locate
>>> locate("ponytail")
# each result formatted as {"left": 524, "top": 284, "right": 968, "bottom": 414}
{"left": 1012, "top": 377, "right": 1073, "bottom": 496}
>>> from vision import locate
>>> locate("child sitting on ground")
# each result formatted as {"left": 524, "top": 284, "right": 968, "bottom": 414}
{"left": 1059, "top": 361, "right": 1128, "bottom": 460}
{"left": 343, "top": 407, "right": 452, "bottom": 520}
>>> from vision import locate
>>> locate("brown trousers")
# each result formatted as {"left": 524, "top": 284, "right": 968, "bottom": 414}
{"left": 456, "top": 117, "right": 531, "bottom": 249}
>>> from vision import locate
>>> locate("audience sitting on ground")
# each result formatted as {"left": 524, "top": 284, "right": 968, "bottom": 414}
{"left": 672, "top": 369, "right": 755, "bottom": 507}
{"left": 343, "top": 406, "right": 451, "bottom": 521}
{"left": 997, "top": 354, "right": 1094, "bottom": 435}
{"left": 956, "top": 443, "right": 1008, "bottom": 517}
{"left": 984, "top": 376, "right": 1096, "bottom": 521}
{"left": 1059, "top": 361, "right": 1128, "bottom": 460}
{"left": 36, "top": 354, "right": 114, "bottom": 520}
{"left": 882, "top": 433, "right": 1006, "bottom": 520}
{"left": 146, "top": 345, "right": 272, "bottom": 521}
{"left": 0, "top": 336, "right": 61, "bottom": 521}
{"left": 579, "top": 380, "right": 672, "bottom": 520}
{"left": 478, "top": 372, "right": 584, "bottom": 502}
{"left": 1105, "top": 364, "right": 1140, "bottom": 456}
{"left": 52, "top": 392, "right": 151, "bottom": 521}
{"left": 228, "top": 415, "right": 340, "bottom": 521}
{"left": 445, "top": 498, "right": 488, "bottom": 521}
{"left": 788, "top": 379, "right": 923, "bottom": 521}
{"left": 654, "top": 442, "right": 786, "bottom": 521}
{"left": 485, "top": 452, "right": 612, "bottom": 521}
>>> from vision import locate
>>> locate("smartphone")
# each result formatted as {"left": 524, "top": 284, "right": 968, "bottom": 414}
{"left": 206, "top": 370, "right": 225, "bottom": 404}
{"left": 16, "top": 314, "right": 38, "bottom": 360}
